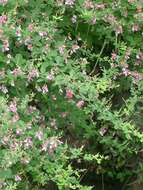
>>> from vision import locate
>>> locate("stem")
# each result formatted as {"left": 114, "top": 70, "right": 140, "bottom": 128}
{"left": 86, "top": 24, "right": 90, "bottom": 40}
{"left": 89, "top": 40, "right": 107, "bottom": 75}
{"left": 102, "top": 174, "right": 104, "bottom": 190}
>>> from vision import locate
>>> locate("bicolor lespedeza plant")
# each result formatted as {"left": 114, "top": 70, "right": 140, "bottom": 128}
{"left": 0, "top": 0, "right": 143, "bottom": 190}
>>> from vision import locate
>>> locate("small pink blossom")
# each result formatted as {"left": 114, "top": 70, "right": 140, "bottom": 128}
{"left": 71, "top": 15, "right": 77, "bottom": 23}
{"left": 66, "top": 89, "right": 74, "bottom": 99}
{"left": 115, "top": 25, "right": 123, "bottom": 35}
{"left": 91, "top": 17, "right": 96, "bottom": 25}
{"left": 111, "top": 52, "right": 117, "bottom": 61}
{"left": 84, "top": 0, "right": 94, "bottom": 9}
{"left": 15, "top": 27, "right": 21, "bottom": 37}
{"left": 0, "top": 85, "right": 8, "bottom": 94}
{"left": 45, "top": 43, "right": 49, "bottom": 50}
{"left": 65, "top": 0, "right": 75, "bottom": 6}
{"left": 128, "top": 0, "right": 136, "bottom": 4}
{"left": 2, "top": 40, "right": 9, "bottom": 52}
{"left": 61, "top": 112, "right": 68, "bottom": 118}
{"left": 0, "top": 15, "right": 7, "bottom": 24}
{"left": 16, "top": 128, "right": 23, "bottom": 136}
{"left": 9, "top": 101, "right": 17, "bottom": 113}
{"left": 0, "top": 0, "right": 8, "bottom": 5}
{"left": 35, "top": 131, "right": 43, "bottom": 141}
{"left": 39, "top": 31, "right": 47, "bottom": 38}
{"left": 26, "top": 123, "right": 32, "bottom": 130}
{"left": 24, "top": 137, "right": 33, "bottom": 148}
{"left": 131, "top": 72, "right": 142, "bottom": 81}
{"left": 76, "top": 100, "right": 84, "bottom": 108}
{"left": 28, "top": 106, "right": 37, "bottom": 113}
{"left": 21, "top": 157, "right": 30, "bottom": 164}
{"left": 70, "top": 44, "right": 80, "bottom": 54}
{"left": 104, "top": 15, "right": 116, "bottom": 24}
{"left": 1, "top": 136, "right": 9, "bottom": 145}
{"left": 132, "top": 24, "right": 140, "bottom": 32}
{"left": 50, "top": 118, "right": 57, "bottom": 128}
{"left": 12, "top": 114, "right": 19, "bottom": 123}
{"left": 42, "top": 84, "right": 48, "bottom": 93}
{"left": 99, "top": 127, "right": 108, "bottom": 136}
{"left": 15, "top": 175, "right": 22, "bottom": 182}
{"left": 11, "top": 68, "right": 22, "bottom": 76}
{"left": 27, "top": 44, "right": 33, "bottom": 50}
{"left": 95, "top": 3, "right": 105, "bottom": 9}
{"left": 122, "top": 68, "right": 130, "bottom": 77}
{"left": 41, "top": 137, "right": 62, "bottom": 153}
{"left": 0, "top": 69, "right": 5, "bottom": 78}
{"left": 47, "top": 73, "right": 54, "bottom": 81}
{"left": 59, "top": 45, "right": 66, "bottom": 55}
{"left": 125, "top": 49, "right": 131, "bottom": 60}
{"left": 28, "top": 69, "right": 39, "bottom": 81}
{"left": 24, "top": 37, "right": 32, "bottom": 45}
{"left": 28, "top": 24, "right": 34, "bottom": 32}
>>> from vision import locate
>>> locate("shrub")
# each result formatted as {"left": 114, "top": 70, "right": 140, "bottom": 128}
{"left": 0, "top": 0, "right": 143, "bottom": 189}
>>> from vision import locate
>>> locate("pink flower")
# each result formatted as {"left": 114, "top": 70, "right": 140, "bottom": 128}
{"left": 28, "top": 106, "right": 37, "bottom": 113}
{"left": 66, "top": 89, "right": 74, "bottom": 99}
{"left": 70, "top": 44, "right": 80, "bottom": 54}
{"left": 12, "top": 114, "right": 19, "bottom": 123}
{"left": 35, "top": 131, "right": 43, "bottom": 141}
{"left": 84, "top": 0, "right": 94, "bottom": 9}
{"left": 50, "top": 118, "right": 57, "bottom": 128}
{"left": 28, "top": 69, "right": 39, "bottom": 81}
{"left": 76, "top": 100, "right": 84, "bottom": 108}
{"left": 16, "top": 128, "right": 23, "bottom": 136}
{"left": 39, "top": 31, "right": 47, "bottom": 38}
{"left": 0, "top": 15, "right": 7, "bottom": 24}
{"left": 0, "top": 69, "right": 5, "bottom": 78}
{"left": 122, "top": 68, "right": 130, "bottom": 77}
{"left": 45, "top": 43, "right": 49, "bottom": 50}
{"left": 132, "top": 24, "right": 140, "bottom": 32}
{"left": 15, "top": 175, "right": 22, "bottom": 182}
{"left": 104, "top": 15, "right": 116, "bottom": 24}
{"left": 9, "top": 101, "right": 17, "bottom": 113}
{"left": 59, "top": 45, "right": 66, "bottom": 55}
{"left": 27, "top": 44, "right": 33, "bottom": 50}
{"left": 11, "top": 68, "right": 22, "bottom": 76}
{"left": 71, "top": 15, "right": 77, "bottom": 23}
{"left": 28, "top": 24, "right": 34, "bottom": 32}
{"left": 0, "top": 85, "right": 8, "bottom": 94}
{"left": 115, "top": 25, "right": 123, "bottom": 35}
{"left": 41, "top": 137, "right": 62, "bottom": 153}
{"left": 92, "top": 17, "right": 96, "bottom": 25}
{"left": 99, "top": 127, "right": 108, "bottom": 136}
{"left": 0, "top": 0, "right": 8, "bottom": 5}
{"left": 2, "top": 40, "right": 9, "bottom": 52}
{"left": 21, "top": 157, "right": 30, "bottom": 164}
{"left": 47, "top": 73, "right": 54, "bottom": 81}
{"left": 42, "top": 84, "right": 48, "bottom": 93}
{"left": 111, "top": 52, "right": 117, "bottom": 61}
{"left": 24, "top": 137, "right": 33, "bottom": 148}
{"left": 15, "top": 27, "right": 21, "bottom": 37}
{"left": 24, "top": 37, "right": 32, "bottom": 45}
{"left": 61, "top": 112, "right": 68, "bottom": 118}
{"left": 95, "top": 3, "right": 105, "bottom": 9}
{"left": 65, "top": 0, "right": 75, "bottom": 6}
{"left": 131, "top": 72, "right": 142, "bottom": 81}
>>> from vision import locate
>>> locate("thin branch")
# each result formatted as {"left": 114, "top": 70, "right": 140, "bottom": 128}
{"left": 89, "top": 40, "right": 107, "bottom": 75}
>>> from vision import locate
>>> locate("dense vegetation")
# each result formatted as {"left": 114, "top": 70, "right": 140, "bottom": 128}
{"left": 0, "top": 0, "right": 143, "bottom": 189}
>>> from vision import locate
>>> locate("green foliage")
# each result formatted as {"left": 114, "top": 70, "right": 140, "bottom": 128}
{"left": 0, "top": 0, "right": 143, "bottom": 189}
